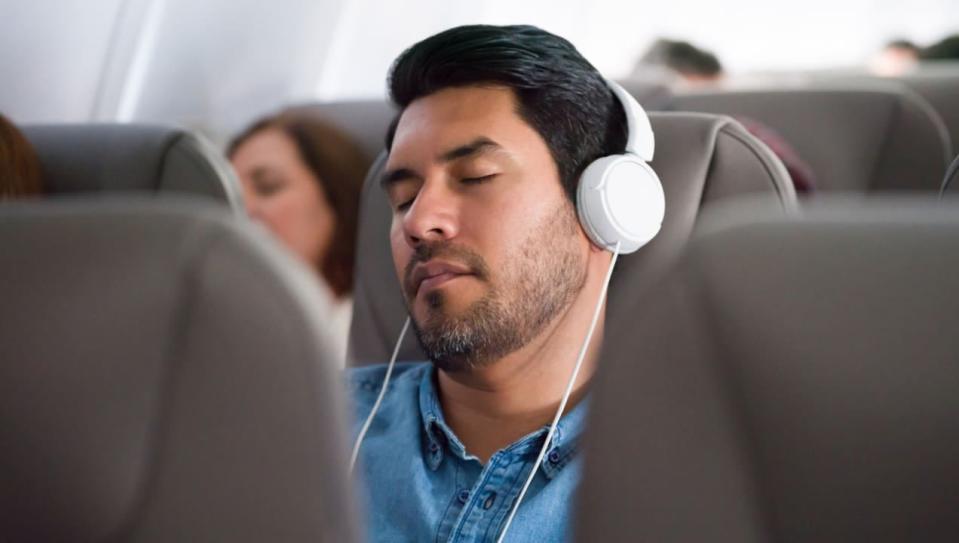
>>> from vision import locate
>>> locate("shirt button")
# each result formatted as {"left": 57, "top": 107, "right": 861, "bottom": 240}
{"left": 458, "top": 489, "right": 470, "bottom": 504}
{"left": 482, "top": 492, "right": 497, "bottom": 510}
{"left": 429, "top": 441, "right": 439, "bottom": 453}
{"left": 548, "top": 450, "right": 561, "bottom": 464}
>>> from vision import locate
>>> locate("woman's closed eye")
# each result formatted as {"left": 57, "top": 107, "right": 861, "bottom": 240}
{"left": 252, "top": 175, "right": 286, "bottom": 197}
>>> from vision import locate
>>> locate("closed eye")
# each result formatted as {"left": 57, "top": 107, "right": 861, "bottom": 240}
{"left": 252, "top": 177, "right": 285, "bottom": 197}
{"left": 461, "top": 174, "right": 497, "bottom": 185}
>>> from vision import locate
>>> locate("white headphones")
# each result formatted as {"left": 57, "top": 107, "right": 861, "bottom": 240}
{"left": 576, "top": 81, "right": 665, "bottom": 255}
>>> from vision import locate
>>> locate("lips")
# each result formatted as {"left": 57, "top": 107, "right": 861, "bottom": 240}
{"left": 409, "top": 260, "right": 473, "bottom": 296}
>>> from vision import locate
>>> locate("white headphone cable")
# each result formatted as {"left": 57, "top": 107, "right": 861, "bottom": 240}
{"left": 349, "top": 316, "right": 411, "bottom": 474}
{"left": 495, "top": 241, "right": 622, "bottom": 543}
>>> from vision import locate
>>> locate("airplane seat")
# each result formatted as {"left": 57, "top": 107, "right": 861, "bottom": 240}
{"left": 21, "top": 123, "right": 244, "bottom": 211}
{"left": 615, "top": 77, "right": 675, "bottom": 111}
{"left": 894, "top": 70, "right": 959, "bottom": 158}
{"left": 0, "top": 199, "right": 358, "bottom": 541}
{"left": 345, "top": 109, "right": 797, "bottom": 364}
{"left": 672, "top": 86, "right": 952, "bottom": 193}
{"left": 576, "top": 196, "right": 959, "bottom": 542}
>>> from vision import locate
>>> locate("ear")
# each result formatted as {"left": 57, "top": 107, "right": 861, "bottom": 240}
{"left": 587, "top": 237, "right": 609, "bottom": 254}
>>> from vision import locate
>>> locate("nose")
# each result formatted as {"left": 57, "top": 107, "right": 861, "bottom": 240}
{"left": 401, "top": 179, "right": 459, "bottom": 247}
{"left": 243, "top": 194, "right": 263, "bottom": 221}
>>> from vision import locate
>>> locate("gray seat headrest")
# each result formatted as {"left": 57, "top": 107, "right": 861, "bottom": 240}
{"left": 615, "top": 77, "right": 675, "bottom": 111}
{"left": 817, "top": 66, "right": 959, "bottom": 160}
{"left": 577, "top": 196, "right": 959, "bottom": 542}
{"left": 673, "top": 86, "right": 952, "bottom": 192}
{"left": 22, "top": 123, "right": 244, "bottom": 210}
{"left": 884, "top": 72, "right": 959, "bottom": 160}
{"left": 349, "top": 111, "right": 796, "bottom": 364}
{"left": 0, "top": 198, "right": 357, "bottom": 542}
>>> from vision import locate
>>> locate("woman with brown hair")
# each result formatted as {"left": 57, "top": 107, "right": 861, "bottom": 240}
{"left": 228, "top": 110, "right": 369, "bottom": 362}
{"left": 0, "top": 113, "right": 43, "bottom": 200}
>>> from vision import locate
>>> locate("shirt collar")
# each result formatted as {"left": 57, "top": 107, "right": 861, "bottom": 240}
{"left": 417, "top": 364, "right": 589, "bottom": 479}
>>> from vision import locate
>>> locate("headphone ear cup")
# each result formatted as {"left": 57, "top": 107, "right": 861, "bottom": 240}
{"left": 577, "top": 155, "right": 665, "bottom": 254}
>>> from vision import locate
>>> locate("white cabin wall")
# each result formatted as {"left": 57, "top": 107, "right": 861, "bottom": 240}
{"left": 1, "top": 0, "right": 957, "bottom": 141}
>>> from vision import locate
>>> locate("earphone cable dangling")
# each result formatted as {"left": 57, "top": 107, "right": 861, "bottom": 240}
{"left": 495, "top": 241, "right": 622, "bottom": 543}
{"left": 349, "top": 316, "right": 411, "bottom": 474}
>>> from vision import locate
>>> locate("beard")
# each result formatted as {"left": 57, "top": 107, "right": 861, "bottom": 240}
{"left": 404, "top": 202, "right": 587, "bottom": 373}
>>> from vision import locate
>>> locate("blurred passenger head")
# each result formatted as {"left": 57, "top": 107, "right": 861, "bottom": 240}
{"left": 382, "top": 24, "right": 626, "bottom": 370}
{"left": 228, "top": 111, "right": 368, "bottom": 298}
{"left": 870, "top": 39, "right": 921, "bottom": 76}
{"left": 0, "top": 113, "right": 43, "bottom": 200}
{"left": 920, "top": 34, "right": 959, "bottom": 61}
{"left": 634, "top": 39, "right": 723, "bottom": 87}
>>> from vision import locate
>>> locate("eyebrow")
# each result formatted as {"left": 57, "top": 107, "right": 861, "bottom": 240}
{"left": 379, "top": 167, "right": 418, "bottom": 190}
{"left": 438, "top": 137, "right": 501, "bottom": 162}
{"left": 379, "top": 137, "right": 503, "bottom": 190}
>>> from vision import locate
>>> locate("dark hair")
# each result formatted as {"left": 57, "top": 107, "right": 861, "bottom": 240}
{"left": 0, "top": 113, "right": 43, "bottom": 200}
{"left": 639, "top": 39, "right": 722, "bottom": 78}
{"left": 228, "top": 110, "right": 369, "bottom": 298}
{"left": 385, "top": 24, "right": 627, "bottom": 204}
{"left": 920, "top": 34, "right": 959, "bottom": 60}
{"left": 885, "top": 39, "right": 920, "bottom": 53}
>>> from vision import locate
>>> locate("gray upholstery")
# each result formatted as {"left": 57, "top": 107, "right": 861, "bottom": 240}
{"left": 577, "top": 197, "right": 959, "bottom": 543}
{"left": 615, "top": 77, "right": 675, "bottom": 111}
{"left": 673, "top": 87, "right": 952, "bottom": 192}
{"left": 0, "top": 199, "right": 358, "bottom": 542}
{"left": 822, "top": 65, "right": 959, "bottom": 159}
{"left": 348, "top": 110, "right": 796, "bottom": 364}
{"left": 22, "top": 124, "right": 244, "bottom": 210}
{"left": 886, "top": 72, "right": 959, "bottom": 158}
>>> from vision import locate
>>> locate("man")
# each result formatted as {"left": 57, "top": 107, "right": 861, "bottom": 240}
{"left": 347, "top": 25, "right": 631, "bottom": 542}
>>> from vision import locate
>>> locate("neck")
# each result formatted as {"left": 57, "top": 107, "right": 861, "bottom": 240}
{"left": 436, "top": 252, "right": 611, "bottom": 463}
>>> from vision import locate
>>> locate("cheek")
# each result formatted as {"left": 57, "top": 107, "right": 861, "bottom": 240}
{"left": 284, "top": 180, "right": 328, "bottom": 223}
{"left": 463, "top": 188, "right": 554, "bottom": 246}
{"left": 259, "top": 187, "right": 335, "bottom": 262}
{"left": 390, "top": 220, "right": 410, "bottom": 283}
{"left": 257, "top": 192, "right": 305, "bottom": 233}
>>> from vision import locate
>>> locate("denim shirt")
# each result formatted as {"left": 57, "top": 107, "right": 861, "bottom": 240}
{"left": 346, "top": 362, "right": 588, "bottom": 543}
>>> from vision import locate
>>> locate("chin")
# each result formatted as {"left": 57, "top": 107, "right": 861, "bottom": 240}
{"left": 415, "top": 285, "right": 477, "bottom": 318}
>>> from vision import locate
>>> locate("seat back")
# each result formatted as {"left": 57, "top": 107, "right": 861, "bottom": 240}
{"left": 577, "top": 197, "right": 959, "bottom": 542}
{"left": 615, "top": 77, "right": 675, "bottom": 111}
{"left": 890, "top": 71, "right": 959, "bottom": 158}
{"left": 673, "top": 87, "right": 952, "bottom": 192}
{"left": 0, "top": 199, "right": 358, "bottom": 542}
{"left": 22, "top": 124, "right": 243, "bottom": 210}
{"left": 347, "top": 109, "right": 796, "bottom": 364}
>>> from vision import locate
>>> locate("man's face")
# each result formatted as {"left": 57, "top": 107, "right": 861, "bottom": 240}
{"left": 382, "top": 85, "right": 589, "bottom": 372}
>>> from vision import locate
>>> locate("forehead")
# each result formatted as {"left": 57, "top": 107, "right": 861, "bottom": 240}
{"left": 232, "top": 128, "right": 298, "bottom": 167}
{"left": 388, "top": 86, "right": 547, "bottom": 166}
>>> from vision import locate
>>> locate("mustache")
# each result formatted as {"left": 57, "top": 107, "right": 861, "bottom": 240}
{"left": 403, "top": 241, "right": 491, "bottom": 296}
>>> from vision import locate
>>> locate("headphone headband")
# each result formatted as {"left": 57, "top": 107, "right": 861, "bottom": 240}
{"left": 607, "top": 80, "right": 655, "bottom": 161}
